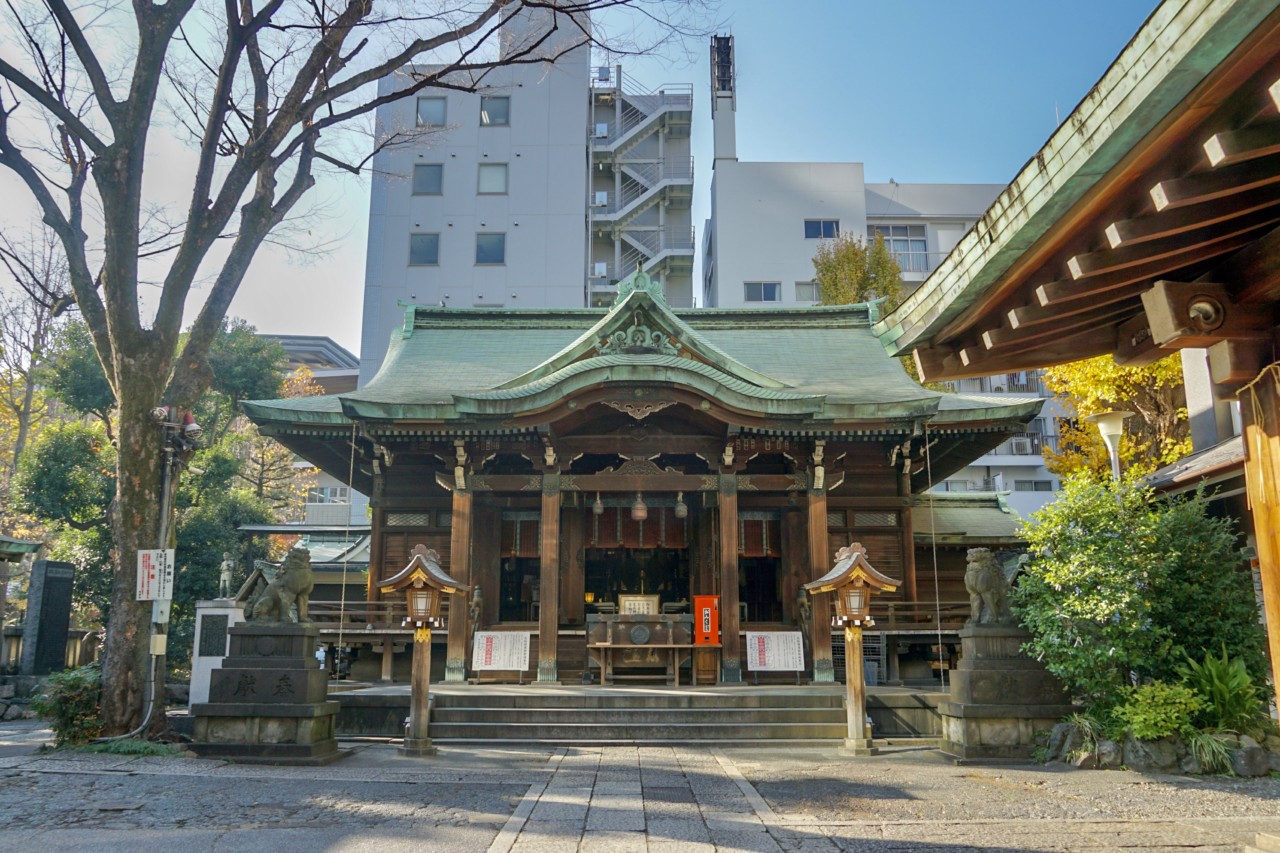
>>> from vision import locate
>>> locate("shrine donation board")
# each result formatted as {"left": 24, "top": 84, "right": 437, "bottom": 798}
{"left": 472, "top": 631, "right": 531, "bottom": 671}
{"left": 745, "top": 632, "right": 805, "bottom": 671}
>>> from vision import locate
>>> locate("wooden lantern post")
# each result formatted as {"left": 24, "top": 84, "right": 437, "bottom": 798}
{"left": 379, "top": 544, "right": 471, "bottom": 757}
{"left": 804, "top": 543, "right": 899, "bottom": 756}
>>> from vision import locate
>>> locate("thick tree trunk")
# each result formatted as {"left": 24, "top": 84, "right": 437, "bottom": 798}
{"left": 99, "top": 369, "right": 167, "bottom": 734}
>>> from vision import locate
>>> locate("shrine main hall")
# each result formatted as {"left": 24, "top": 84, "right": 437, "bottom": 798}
{"left": 244, "top": 272, "right": 1038, "bottom": 685}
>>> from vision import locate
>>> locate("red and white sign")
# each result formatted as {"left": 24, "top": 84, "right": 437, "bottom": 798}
{"left": 745, "top": 631, "right": 805, "bottom": 671}
{"left": 472, "top": 631, "right": 531, "bottom": 671}
{"left": 135, "top": 549, "right": 175, "bottom": 601}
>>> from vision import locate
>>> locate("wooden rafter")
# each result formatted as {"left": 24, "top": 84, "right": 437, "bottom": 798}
{"left": 1104, "top": 184, "right": 1280, "bottom": 249}
{"left": 1067, "top": 207, "right": 1280, "bottom": 280}
{"left": 1203, "top": 117, "right": 1280, "bottom": 167}
{"left": 1149, "top": 152, "right": 1280, "bottom": 211}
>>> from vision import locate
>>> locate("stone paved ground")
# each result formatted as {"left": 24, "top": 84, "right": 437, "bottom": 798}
{"left": 1, "top": 721, "right": 1278, "bottom": 852}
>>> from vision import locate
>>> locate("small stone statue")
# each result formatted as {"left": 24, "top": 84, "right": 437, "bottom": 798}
{"left": 246, "top": 546, "right": 314, "bottom": 623}
{"left": 964, "top": 547, "right": 1014, "bottom": 625}
{"left": 218, "top": 552, "right": 237, "bottom": 599}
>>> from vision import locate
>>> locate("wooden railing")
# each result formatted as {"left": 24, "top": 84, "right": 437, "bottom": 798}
{"left": 868, "top": 600, "right": 970, "bottom": 632}
{"left": 308, "top": 599, "right": 443, "bottom": 631}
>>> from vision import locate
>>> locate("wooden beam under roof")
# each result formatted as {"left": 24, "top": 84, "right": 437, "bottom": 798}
{"left": 1204, "top": 117, "right": 1280, "bottom": 167}
{"left": 1149, "top": 152, "right": 1280, "bottom": 211}
{"left": 1104, "top": 184, "right": 1280, "bottom": 249}
{"left": 1068, "top": 207, "right": 1280, "bottom": 280}
{"left": 1037, "top": 228, "right": 1269, "bottom": 306}
{"left": 984, "top": 303, "right": 1137, "bottom": 351}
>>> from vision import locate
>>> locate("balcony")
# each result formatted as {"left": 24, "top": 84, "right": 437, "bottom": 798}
{"left": 945, "top": 370, "right": 1047, "bottom": 396}
{"left": 989, "top": 431, "right": 1059, "bottom": 457}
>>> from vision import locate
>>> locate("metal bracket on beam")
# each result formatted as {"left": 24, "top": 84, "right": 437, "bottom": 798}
{"left": 1141, "top": 280, "right": 1274, "bottom": 348}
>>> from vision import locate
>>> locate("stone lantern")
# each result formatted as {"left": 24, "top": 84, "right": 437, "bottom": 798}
{"left": 804, "top": 543, "right": 899, "bottom": 756}
{"left": 379, "top": 544, "right": 471, "bottom": 757}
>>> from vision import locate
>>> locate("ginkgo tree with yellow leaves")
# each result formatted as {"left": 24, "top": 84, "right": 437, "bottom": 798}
{"left": 1041, "top": 353, "right": 1191, "bottom": 480}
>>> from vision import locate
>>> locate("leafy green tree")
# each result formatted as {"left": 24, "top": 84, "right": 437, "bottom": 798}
{"left": 40, "top": 322, "right": 117, "bottom": 438}
{"left": 1012, "top": 477, "right": 1266, "bottom": 711}
{"left": 13, "top": 422, "right": 115, "bottom": 531}
{"left": 813, "top": 231, "right": 904, "bottom": 311}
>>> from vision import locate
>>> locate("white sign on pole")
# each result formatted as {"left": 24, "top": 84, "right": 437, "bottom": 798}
{"left": 472, "top": 631, "right": 531, "bottom": 671}
{"left": 745, "top": 631, "right": 805, "bottom": 671}
{"left": 136, "top": 549, "right": 175, "bottom": 601}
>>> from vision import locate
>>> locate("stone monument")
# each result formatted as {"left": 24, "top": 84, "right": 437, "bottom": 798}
{"left": 190, "top": 547, "right": 347, "bottom": 764}
{"left": 938, "top": 548, "right": 1074, "bottom": 764}
{"left": 19, "top": 560, "right": 75, "bottom": 676}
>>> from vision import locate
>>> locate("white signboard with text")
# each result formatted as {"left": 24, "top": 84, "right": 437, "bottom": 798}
{"left": 472, "top": 631, "right": 531, "bottom": 671}
{"left": 745, "top": 631, "right": 805, "bottom": 671}
{"left": 135, "top": 549, "right": 175, "bottom": 601}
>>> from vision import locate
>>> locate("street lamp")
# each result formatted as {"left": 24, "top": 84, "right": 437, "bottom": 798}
{"left": 378, "top": 544, "right": 471, "bottom": 757}
{"left": 803, "top": 543, "right": 900, "bottom": 756}
{"left": 1085, "top": 410, "right": 1132, "bottom": 483}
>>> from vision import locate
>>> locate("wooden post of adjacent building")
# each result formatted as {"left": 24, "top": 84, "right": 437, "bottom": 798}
{"left": 538, "top": 472, "right": 562, "bottom": 683}
{"left": 1240, "top": 365, "right": 1280, "bottom": 714}
{"left": 808, "top": 488, "right": 835, "bottom": 683}
{"left": 718, "top": 472, "right": 742, "bottom": 683}
{"left": 899, "top": 468, "right": 918, "bottom": 602}
{"left": 444, "top": 487, "right": 473, "bottom": 682}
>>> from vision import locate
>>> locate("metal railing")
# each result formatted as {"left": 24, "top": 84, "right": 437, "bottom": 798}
{"left": 945, "top": 371, "right": 1047, "bottom": 396}
{"left": 589, "top": 70, "right": 693, "bottom": 145}
{"left": 989, "top": 431, "right": 1059, "bottom": 456}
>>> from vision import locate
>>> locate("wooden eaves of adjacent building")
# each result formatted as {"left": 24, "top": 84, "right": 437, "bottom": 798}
{"left": 876, "top": 0, "right": 1280, "bottom": 705}
{"left": 244, "top": 272, "right": 1038, "bottom": 685}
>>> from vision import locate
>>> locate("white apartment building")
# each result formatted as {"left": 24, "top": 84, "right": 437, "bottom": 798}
{"left": 700, "top": 35, "right": 1060, "bottom": 515}
{"left": 359, "top": 9, "right": 693, "bottom": 383}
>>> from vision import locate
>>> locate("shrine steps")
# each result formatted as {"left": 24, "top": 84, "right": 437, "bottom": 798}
{"left": 333, "top": 684, "right": 943, "bottom": 745}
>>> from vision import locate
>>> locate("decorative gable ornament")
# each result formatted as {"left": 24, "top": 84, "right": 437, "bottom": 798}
{"left": 613, "top": 269, "right": 666, "bottom": 304}
{"left": 596, "top": 310, "right": 680, "bottom": 357}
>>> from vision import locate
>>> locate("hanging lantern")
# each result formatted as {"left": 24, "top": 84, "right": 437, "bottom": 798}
{"left": 407, "top": 581, "right": 439, "bottom": 622}
{"left": 631, "top": 491, "right": 648, "bottom": 522}
{"left": 593, "top": 492, "right": 604, "bottom": 515}
{"left": 674, "top": 491, "right": 688, "bottom": 519}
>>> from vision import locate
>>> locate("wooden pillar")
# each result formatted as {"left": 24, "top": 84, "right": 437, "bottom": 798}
{"left": 444, "top": 488, "right": 473, "bottom": 682}
{"left": 899, "top": 469, "right": 918, "bottom": 602}
{"left": 718, "top": 472, "right": 741, "bottom": 683}
{"left": 562, "top": 506, "right": 585, "bottom": 626}
{"left": 367, "top": 507, "right": 384, "bottom": 602}
{"left": 402, "top": 626, "right": 436, "bottom": 756}
{"left": 808, "top": 488, "right": 835, "bottom": 682}
{"left": 538, "top": 473, "right": 562, "bottom": 683}
{"left": 379, "top": 638, "right": 395, "bottom": 682}
{"left": 1240, "top": 366, "right": 1280, "bottom": 714}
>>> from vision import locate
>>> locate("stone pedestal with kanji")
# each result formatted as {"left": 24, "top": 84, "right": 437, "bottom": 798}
{"left": 190, "top": 623, "right": 346, "bottom": 765}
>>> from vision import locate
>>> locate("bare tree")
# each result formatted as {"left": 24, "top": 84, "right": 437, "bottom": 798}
{"left": 0, "top": 0, "right": 711, "bottom": 733}
{"left": 0, "top": 228, "right": 73, "bottom": 473}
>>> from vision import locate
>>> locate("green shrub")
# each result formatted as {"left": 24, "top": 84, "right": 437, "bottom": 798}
{"left": 1177, "top": 646, "right": 1265, "bottom": 734}
{"left": 1112, "top": 681, "right": 1202, "bottom": 740}
{"left": 79, "top": 739, "right": 182, "bottom": 756}
{"left": 1185, "top": 729, "right": 1234, "bottom": 776}
{"left": 29, "top": 663, "right": 103, "bottom": 746}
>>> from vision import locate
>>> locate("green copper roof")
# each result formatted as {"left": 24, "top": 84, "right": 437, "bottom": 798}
{"left": 245, "top": 270, "right": 1040, "bottom": 430}
{"left": 913, "top": 493, "right": 1024, "bottom": 544}
{"left": 0, "top": 534, "right": 43, "bottom": 560}
{"left": 876, "top": 0, "right": 1280, "bottom": 356}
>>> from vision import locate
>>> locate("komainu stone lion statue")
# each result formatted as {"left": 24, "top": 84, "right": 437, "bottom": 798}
{"left": 964, "top": 547, "right": 1013, "bottom": 626}
{"left": 247, "top": 546, "right": 314, "bottom": 623}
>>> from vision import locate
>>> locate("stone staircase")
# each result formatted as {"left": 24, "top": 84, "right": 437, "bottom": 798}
{"left": 428, "top": 688, "right": 848, "bottom": 745}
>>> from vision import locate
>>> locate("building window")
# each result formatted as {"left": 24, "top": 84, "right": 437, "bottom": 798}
{"left": 412, "top": 164, "right": 443, "bottom": 195}
{"left": 803, "top": 219, "right": 839, "bottom": 239}
{"left": 743, "top": 282, "right": 781, "bottom": 302}
{"left": 1013, "top": 480, "right": 1055, "bottom": 492}
{"left": 409, "top": 233, "right": 439, "bottom": 266}
{"left": 870, "top": 224, "right": 929, "bottom": 272}
{"left": 477, "top": 163, "right": 508, "bottom": 195}
{"left": 416, "top": 96, "right": 446, "bottom": 127}
{"left": 476, "top": 233, "right": 506, "bottom": 265}
{"left": 795, "top": 281, "right": 819, "bottom": 302}
{"left": 307, "top": 486, "right": 350, "bottom": 504}
{"left": 480, "top": 95, "right": 510, "bottom": 126}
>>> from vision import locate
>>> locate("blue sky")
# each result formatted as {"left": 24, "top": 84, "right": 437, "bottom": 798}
{"left": 225, "top": 0, "right": 1159, "bottom": 352}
